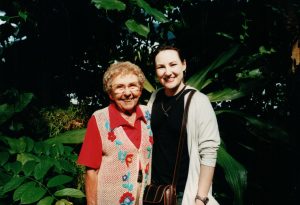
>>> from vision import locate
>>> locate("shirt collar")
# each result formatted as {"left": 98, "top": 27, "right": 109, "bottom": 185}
{"left": 108, "top": 103, "right": 146, "bottom": 129}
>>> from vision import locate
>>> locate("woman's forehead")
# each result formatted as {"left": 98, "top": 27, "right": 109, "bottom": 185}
{"left": 112, "top": 74, "right": 139, "bottom": 85}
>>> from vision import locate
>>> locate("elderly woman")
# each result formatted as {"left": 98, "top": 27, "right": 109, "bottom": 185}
{"left": 78, "top": 61, "right": 153, "bottom": 205}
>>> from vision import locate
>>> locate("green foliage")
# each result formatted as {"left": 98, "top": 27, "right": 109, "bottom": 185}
{"left": 54, "top": 188, "right": 85, "bottom": 198}
{"left": 187, "top": 45, "right": 240, "bottom": 91}
{"left": 0, "top": 90, "right": 85, "bottom": 205}
{"left": 217, "top": 145, "right": 247, "bottom": 205}
{"left": 125, "top": 19, "right": 150, "bottom": 37}
{"left": 185, "top": 45, "right": 249, "bottom": 204}
{"left": 132, "top": 0, "right": 168, "bottom": 23}
{"left": 41, "top": 106, "right": 85, "bottom": 137}
{"left": 91, "top": 0, "right": 167, "bottom": 39}
{"left": 18, "top": 11, "right": 28, "bottom": 21}
{"left": 216, "top": 110, "right": 289, "bottom": 143}
{"left": 0, "top": 90, "right": 34, "bottom": 126}
{"left": 91, "top": 0, "right": 126, "bottom": 11}
{"left": 0, "top": 136, "right": 85, "bottom": 204}
{"left": 45, "top": 129, "right": 86, "bottom": 144}
{"left": 185, "top": 42, "right": 288, "bottom": 204}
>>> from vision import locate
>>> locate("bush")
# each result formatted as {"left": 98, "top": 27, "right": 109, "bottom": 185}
{"left": 0, "top": 136, "right": 85, "bottom": 205}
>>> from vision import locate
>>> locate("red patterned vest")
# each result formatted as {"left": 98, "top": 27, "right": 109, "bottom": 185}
{"left": 93, "top": 105, "right": 152, "bottom": 205}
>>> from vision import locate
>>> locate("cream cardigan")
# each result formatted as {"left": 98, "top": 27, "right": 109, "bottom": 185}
{"left": 147, "top": 86, "right": 220, "bottom": 205}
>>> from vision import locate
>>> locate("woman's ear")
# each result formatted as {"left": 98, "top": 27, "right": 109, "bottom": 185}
{"left": 108, "top": 94, "right": 114, "bottom": 101}
{"left": 182, "top": 60, "right": 187, "bottom": 72}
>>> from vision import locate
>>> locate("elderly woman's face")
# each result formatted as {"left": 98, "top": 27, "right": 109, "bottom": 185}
{"left": 109, "top": 74, "right": 142, "bottom": 114}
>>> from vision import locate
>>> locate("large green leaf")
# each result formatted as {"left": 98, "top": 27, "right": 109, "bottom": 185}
{"left": 0, "top": 92, "right": 33, "bottom": 125}
{"left": 19, "top": 182, "right": 47, "bottom": 204}
{"left": 54, "top": 188, "right": 85, "bottom": 198}
{"left": 34, "top": 141, "right": 49, "bottom": 155}
{"left": 47, "top": 175, "right": 73, "bottom": 188}
{"left": 4, "top": 161, "right": 22, "bottom": 175}
{"left": 58, "top": 159, "right": 76, "bottom": 173}
{"left": 217, "top": 145, "right": 247, "bottom": 205}
{"left": 0, "top": 152, "right": 9, "bottom": 166}
{"left": 49, "top": 143, "right": 65, "bottom": 157}
{"left": 187, "top": 45, "right": 239, "bottom": 90}
{"left": 55, "top": 199, "right": 73, "bottom": 205}
{"left": 17, "top": 153, "right": 39, "bottom": 165}
{"left": 1, "top": 176, "right": 25, "bottom": 194}
{"left": 0, "top": 104, "right": 11, "bottom": 125}
{"left": 125, "top": 19, "right": 149, "bottom": 38}
{"left": 0, "top": 16, "right": 10, "bottom": 21}
{"left": 4, "top": 136, "right": 34, "bottom": 154}
{"left": 13, "top": 181, "right": 35, "bottom": 201}
{"left": 133, "top": 0, "right": 168, "bottom": 23}
{"left": 236, "top": 68, "right": 262, "bottom": 80}
{"left": 37, "top": 196, "right": 55, "bottom": 205}
{"left": 217, "top": 110, "right": 289, "bottom": 142}
{"left": 207, "top": 88, "right": 246, "bottom": 102}
{"left": 144, "top": 77, "right": 156, "bottom": 93}
{"left": 5, "top": 137, "right": 26, "bottom": 154}
{"left": 45, "top": 129, "right": 86, "bottom": 144}
{"left": 18, "top": 11, "right": 28, "bottom": 21}
{"left": 91, "top": 0, "right": 126, "bottom": 11}
{"left": 22, "top": 160, "right": 37, "bottom": 176}
{"left": 34, "top": 158, "right": 53, "bottom": 180}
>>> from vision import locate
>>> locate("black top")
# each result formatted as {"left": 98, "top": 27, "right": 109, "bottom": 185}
{"left": 151, "top": 87, "right": 191, "bottom": 192}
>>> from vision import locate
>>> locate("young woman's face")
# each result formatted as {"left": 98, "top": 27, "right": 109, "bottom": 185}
{"left": 155, "top": 49, "right": 186, "bottom": 95}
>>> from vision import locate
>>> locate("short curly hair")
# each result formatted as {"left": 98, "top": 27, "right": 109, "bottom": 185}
{"left": 103, "top": 61, "right": 146, "bottom": 94}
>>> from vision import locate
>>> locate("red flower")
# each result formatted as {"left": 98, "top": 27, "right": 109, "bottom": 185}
{"left": 125, "top": 154, "right": 133, "bottom": 167}
{"left": 108, "top": 131, "right": 116, "bottom": 142}
{"left": 119, "top": 192, "right": 135, "bottom": 204}
{"left": 145, "top": 163, "right": 149, "bottom": 174}
{"left": 149, "top": 136, "right": 153, "bottom": 144}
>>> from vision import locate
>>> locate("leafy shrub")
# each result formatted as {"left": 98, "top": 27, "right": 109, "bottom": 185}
{"left": 0, "top": 136, "right": 85, "bottom": 205}
{"left": 0, "top": 90, "right": 85, "bottom": 204}
{"left": 41, "top": 105, "right": 86, "bottom": 137}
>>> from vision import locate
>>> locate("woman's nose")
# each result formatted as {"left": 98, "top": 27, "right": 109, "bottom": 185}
{"left": 164, "top": 66, "right": 172, "bottom": 75}
{"left": 123, "top": 87, "right": 132, "bottom": 95}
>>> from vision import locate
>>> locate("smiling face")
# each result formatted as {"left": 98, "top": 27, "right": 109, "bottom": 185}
{"left": 155, "top": 49, "right": 186, "bottom": 96}
{"left": 109, "top": 74, "right": 142, "bottom": 114}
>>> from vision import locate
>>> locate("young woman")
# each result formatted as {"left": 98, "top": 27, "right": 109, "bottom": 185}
{"left": 147, "top": 46, "right": 220, "bottom": 205}
{"left": 78, "top": 61, "right": 153, "bottom": 205}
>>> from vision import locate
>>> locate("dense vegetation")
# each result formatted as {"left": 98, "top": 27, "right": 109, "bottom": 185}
{"left": 0, "top": 0, "right": 299, "bottom": 204}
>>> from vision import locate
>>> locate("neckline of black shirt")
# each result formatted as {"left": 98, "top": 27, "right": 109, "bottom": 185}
{"left": 151, "top": 87, "right": 193, "bottom": 192}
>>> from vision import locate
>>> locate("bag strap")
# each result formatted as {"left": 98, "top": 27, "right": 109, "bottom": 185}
{"left": 171, "top": 89, "right": 196, "bottom": 186}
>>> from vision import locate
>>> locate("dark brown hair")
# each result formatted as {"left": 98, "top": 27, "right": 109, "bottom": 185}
{"left": 152, "top": 45, "right": 186, "bottom": 66}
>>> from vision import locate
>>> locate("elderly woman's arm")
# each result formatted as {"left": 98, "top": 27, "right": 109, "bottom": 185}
{"left": 85, "top": 168, "right": 99, "bottom": 205}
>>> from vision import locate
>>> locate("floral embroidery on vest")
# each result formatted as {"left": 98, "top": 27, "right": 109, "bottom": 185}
{"left": 119, "top": 192, "right": 135, "bottom": 205}
{"left": 94, "top": 106, "right": 152, "bottom": 205}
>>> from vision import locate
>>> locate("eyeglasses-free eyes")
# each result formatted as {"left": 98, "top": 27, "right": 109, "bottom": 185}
{"left": 112, "top": 84, "right": 141, "bottom": 94}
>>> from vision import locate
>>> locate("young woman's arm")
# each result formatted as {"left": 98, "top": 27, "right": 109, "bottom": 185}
{"left": 195, "top": 165, "right": 215, "bottom": 205}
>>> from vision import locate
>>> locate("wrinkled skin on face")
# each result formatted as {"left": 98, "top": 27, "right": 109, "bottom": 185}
{"left": 109, "top": 74, "right": 142, "bottom": 114}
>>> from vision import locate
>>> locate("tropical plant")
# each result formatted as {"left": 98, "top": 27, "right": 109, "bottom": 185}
{"left": 41, "top": 105, "right": 85, "bottom": 137}
{"left": 0, "top": 9, "right": 28, "bottom": 56}
{"left": 0, "top": 137, "right": 85, "bottom": 205}
{"left": 0, "top": 90, "right": 85, "bottom": 205}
